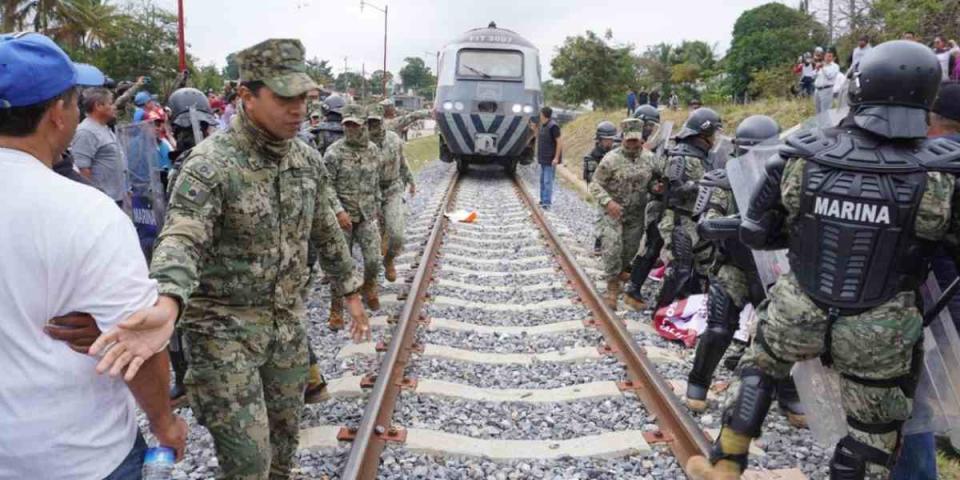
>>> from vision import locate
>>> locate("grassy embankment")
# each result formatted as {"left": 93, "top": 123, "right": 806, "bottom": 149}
{"left": 405, "top": 134, "right": 440, "bottom": 173}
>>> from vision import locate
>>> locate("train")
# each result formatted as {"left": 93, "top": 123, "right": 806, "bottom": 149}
{"left": 434, "top": 22, "right": 543, "bottom": 175}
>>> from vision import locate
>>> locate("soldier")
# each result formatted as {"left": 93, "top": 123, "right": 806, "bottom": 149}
{"left": 624, "top": 105, "right": 667, "bottom": 310}
{"left": 382, "top": 97, "right": 431, "bottom": 139}
{"left": 589, "top": 118, "right": 657, "bottom": 310}
{"left": 325, "top": 104, "right": 384, "bottom": 329}
{"left": 684, "top": 115, "right": 805, "bottom": 429}
{"left": 316, "top": 94, "right": 346, "bottom": 155}
{"left": 652, "top": 107, "right": 721, "bottom": 310}
{"left": 368, "top": 104, "right": 415, "bottom": 282}
{"left": 689, "top": 41, "right": 960, "bottom": 480}
{"left": 150, "top": 38, "right": 370, "bottom": 480}
{"left": 583, "top": 121, "right": 618, "bottom": 255}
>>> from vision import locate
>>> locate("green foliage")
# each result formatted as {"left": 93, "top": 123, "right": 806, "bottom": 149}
{"left": 335, "top": 71, "right": 365, "bottom": 93}
{"left": 748, "top": 64, "right": 795, "bottom": 99}
{"left": 550, "top": 30, "right": 635, "bottom": 110}
{"left": 192, "top": 64, "right": 224, "bottom": 94}
{"left": 369, "top": 70, "right": 392, "bottom": 96}
{"left": 305, "top": 57, "right": 334, "bottom": 87}
{"left": 636, "top": 40, "right": 717, "bottom": 103}
{"left": 726, "top": 2, "right": 828, "bottom": 98}
{"left": 223, "top": 53, "right": 239, "bottom": 81}
{"left": 398, "top": 57, "right": 435, "bottom": 97}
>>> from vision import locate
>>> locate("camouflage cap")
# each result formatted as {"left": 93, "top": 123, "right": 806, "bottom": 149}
{"left": 378, "top": 98, "right": 395, "bottom": 108}
{"left": 341, "top": 103, "right": 366, "bottom": 125}
{"left": 621, "top": 118, "right": 644, "bottom": 141}
{"left": 367, "top": 104, "right": 385, "bottom": 121}
{"left": 237, "top": 38, "right": 317, "bottom": 97}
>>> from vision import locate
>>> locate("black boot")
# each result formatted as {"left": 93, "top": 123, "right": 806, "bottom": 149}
{"left": 776, "top": 376, "right": 807, "bottom": 429}
{"left": 687, "top": 283, "right": 738, "bottom": 411}
{"left": 593, "top": 236, "right": 602, "bottom": 255}
{"left": 723, "top": 340, "right": 747, "bottom": 371}
{"left": 829, "top": 435, "right": 897, "bottom": 480}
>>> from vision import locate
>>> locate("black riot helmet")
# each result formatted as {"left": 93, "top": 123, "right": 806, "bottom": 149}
{"left": 847, "top": 40, "right": 942, "bottom": 139}
{"left": 322, "top": 95, "right": 346, "bottom": 116}
{"left": 633, "top": 104, "right": 660, "bottom": 124}
{"left": 734, "top": 115, "right": 780, "bottom": 155}
{"left": 595, "top": 121, "right": 618, "bottom": 140}
{"left": 676, "top": 107, "right": 722, "bottom": 140}
{"left": 168, "top": 87, "right": 218, "bottom": 130}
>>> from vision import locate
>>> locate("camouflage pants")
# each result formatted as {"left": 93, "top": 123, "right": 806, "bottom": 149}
{"left": 737, "top": 272, "right": 923, "bottom": 470}
{"left": 184, "top": 313, "right": 308, "bottom": 480}
{"left": 335, "top": 218, "right": 381, "bottom": 295}
{"left": 711, "top": 263, "right": 750, "bottom": 308}
{"left": 598, "top": 213, "right": 644, "bottom": 281}
{"left": 380, "top": 186, "right": 406, "bottom": 259}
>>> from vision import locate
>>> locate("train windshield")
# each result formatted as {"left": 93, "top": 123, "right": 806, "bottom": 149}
{"left": 456, "top": 49, "right": 523, "bottom": 80}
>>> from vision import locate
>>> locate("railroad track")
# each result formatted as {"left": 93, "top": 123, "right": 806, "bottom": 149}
{"left": 297, "top": 166, "right": 715, "bottom": 479}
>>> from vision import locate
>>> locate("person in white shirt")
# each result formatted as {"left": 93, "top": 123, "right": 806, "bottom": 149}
{"left": 814, "top": 49, "right": 840, "bottom": 114}
{"left": 850, "top": 35, "right": 872, "bottom": 70}
{"left": 933, "top": 36, "right": 959, "bottom": 81}
{"left": 0, "top": 33, "right": 186, "bottom": 480}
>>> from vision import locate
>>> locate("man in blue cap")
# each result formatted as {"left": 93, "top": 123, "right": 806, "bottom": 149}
{"left": 0, "top": 33, "right": 186, "bottom": 479}
{"left": 133, "top": 90, "right": 157, "bottom": 122}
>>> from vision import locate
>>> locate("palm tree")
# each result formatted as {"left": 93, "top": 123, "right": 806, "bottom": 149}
{"left": 2, "top": 0, "right": 33, "bottom": 32}
{"left": 47, "top": 0, "right": 123, "bottom": 49}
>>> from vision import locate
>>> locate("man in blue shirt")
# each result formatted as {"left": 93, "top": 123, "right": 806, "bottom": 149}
{"left": 626, "top": 89, "right": 637, "bottom": 116}
{"left": 536, "top": 106, "right": 563, "bottom": 209}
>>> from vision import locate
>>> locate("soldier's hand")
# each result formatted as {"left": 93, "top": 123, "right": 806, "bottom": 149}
{"left": 90, "top": 296, "right": 179, "bottom": 381}
{"left": 606, "top": 201, "right": 623, "bottom": 220}
{"left": 45, "top": 312, "right": 102, "bottom": 354}
{"left": 337, "top": 212, "right": 353, "bottom": 231}
{"left": 344, "top": 293, "right": 371, "bottom": 343}
{"left": 151, "top": 414, "right": 188, "bottom": 462}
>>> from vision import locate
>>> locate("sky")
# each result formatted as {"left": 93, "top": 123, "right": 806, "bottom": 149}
{"left": 155, "top": 0, "right": 789, "bottom": 79}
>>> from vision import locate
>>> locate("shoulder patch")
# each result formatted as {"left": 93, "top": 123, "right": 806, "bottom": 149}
{"left": 174, "top": 176, "right": 212, "bottom": 207}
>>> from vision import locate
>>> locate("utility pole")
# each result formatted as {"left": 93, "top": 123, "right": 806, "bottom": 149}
{"left": 827, "top": 0, "right": 835, "bottom": 42}
{"left": 361, "top": 0, "right": 388, "bottom": 97}
{"left": 177, "top": 0, "right": 186, "bottom": 72}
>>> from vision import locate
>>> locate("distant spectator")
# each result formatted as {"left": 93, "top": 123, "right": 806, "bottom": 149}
{"left": 795, "top": 52, "right": 816, "bottom": 96}
{"left": 649, "top": 90, "right": 661, "bottom": 108}
{"left": 146, "top": 110, "right": 173, "bottom": 189}
{"left": 814, "top": 49, "right": 840, "bottom": 114}
{"left": 813, "top": 46, "right": 824, "bottom": 63}
{"left": 903, "top": 31, "right": 917, "bottom": 42}
{"left": 0, "top": 31, "right": 186, "bottom": 480}
{"left": 850, "top": 35, "right": 872, "bottom": 70}
{"left": 72, "top": 87, "right": 128, "bottom": 207}
{"left": 689, "top": 98, "right": 703, "bottom": 110}
{"left": 537, "top": 106, "right": 562, "bottom": 209}
{"left": 133, "top": 91, "right": 157, "bottom": 122}
{"left": 933, "top": 36, "right": 959, "bottom": 81}
{"left": 669, "top": 93, "right": 680, "bottom": 110}
{"left": 637, "top": 89, "right": 649, "bottom": 106}
{"left": 626, "top": 89, "right": 637, "bottom": 116}
{"left": 221, "top": 92, "right": 238, "bottom": 129}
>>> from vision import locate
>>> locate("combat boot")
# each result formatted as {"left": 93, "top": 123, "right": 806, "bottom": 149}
{"left": 593, "top": 236, "right": 602, "bottom": 256}
{"left": 623, "top": 284, "right": 648, "bottom": 311}
{"left": 604, "top": 278, "right": 621, "bottom": 310}
{"left": 328, "top": 296, "right": 344, "bottom": 331}
{"left": 304, "top": 364, "right": 331, "bottom": 404}
{"left": 776, "top": 377, "right": 807, "bottom": 429}
{"left": 362, "top": 279, "right": 380, "bottom": 310}
{"left": 384, "top": 256, "right": 397, "bottom": 282}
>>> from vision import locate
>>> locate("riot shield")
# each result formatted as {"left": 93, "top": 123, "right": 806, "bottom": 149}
{"left": 904, "top": 275, "right": 960, "bottom": 446}
{"left": 726, "top": 137, "right": 849, "bottom": 447}
{"left": 118, "top": 122, "right": 165, "bottom": 260}
{"left": 650, "top": 120, "right": 674, "bottom": 157}
{"left": 706, "top": 134, "right": 734, "bottom": 171}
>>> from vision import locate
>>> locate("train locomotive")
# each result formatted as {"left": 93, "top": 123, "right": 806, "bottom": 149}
{"left": 434, "top": 22, "right": 543, "bottom": 175}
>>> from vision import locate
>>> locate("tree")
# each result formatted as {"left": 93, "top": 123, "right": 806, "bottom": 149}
{"left": 398, "top": 56, "right": 434, "bottom": 95}
{"left": 550, "top": 30, "right": 635, "bottom": 110}
{"left": 305, "top": 57, "right": 334, "bottom": 87}
{"left": 369, "top": 70, "right": 392, "bottom": 96}
{"left": 335, "top": 71, "right": 364, "bottom": 93}
{"left": 223, "top": 52, "right": 239, "bottom": 80}
{"left": 726, "top": 2, "right": 828, "bottom": 99}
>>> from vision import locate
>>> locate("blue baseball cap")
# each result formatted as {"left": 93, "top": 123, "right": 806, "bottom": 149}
{"left": 134, "top": 91, "right": 153, "bottom": 106}
{"left": 0, "top": 33, "right": 105, "bottom": 109}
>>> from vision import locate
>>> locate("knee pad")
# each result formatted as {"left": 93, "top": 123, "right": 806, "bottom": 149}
{"left": 707, "top": 282, "right": 739, "bottom": 331}
{"left": 829, "top": 433, "right": 899, "bottom": 480}
{"left": 723, "top": 367, "right": 777, "bottom": 438}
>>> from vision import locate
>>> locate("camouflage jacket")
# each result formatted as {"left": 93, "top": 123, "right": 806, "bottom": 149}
{"left": 386, "top": 109, "right": 430, "bottom": 134}
{"left": 375, "top": 129, "right": 414, "bottom": 196}
{"left": 150, "top": 111, "right": 361, "bottom": 329}
{"left": 325, "top": 137, "right": 383, "bottom": 221}
{"left": 589, "top": 147, "right": 655, "bottom": 223}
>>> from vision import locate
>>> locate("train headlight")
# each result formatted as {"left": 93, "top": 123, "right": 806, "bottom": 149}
{"left": 442, "top": 101, "right": 454, "bottom": 111}
{"left": 511, "top": 104, "right": 522, "bottom": 114}
{"left": 522, "top": 105, "right": 534, "bottom": 114}
{"left": 454, "top": 101, "right": 465, "bottom": 111}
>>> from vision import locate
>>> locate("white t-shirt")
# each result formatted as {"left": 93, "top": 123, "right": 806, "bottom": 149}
{"left": 851, "top": 45, "right": 871, "bottom": 69}
{"left": 815, "top": 62, "right": 840, "bottom": 88}
{"left": 0, "top": 148, "right": 158, "bottom": 479}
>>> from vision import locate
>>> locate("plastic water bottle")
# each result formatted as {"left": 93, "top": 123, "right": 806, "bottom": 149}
{"left": 142, "top": 446, "right": 175, "bottom": 480}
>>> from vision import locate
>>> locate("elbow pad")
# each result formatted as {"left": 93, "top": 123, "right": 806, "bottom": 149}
{"left": 739, "top": 154, "right": 788, "bottom": 249}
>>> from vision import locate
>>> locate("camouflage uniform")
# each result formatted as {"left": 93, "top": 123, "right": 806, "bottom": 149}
{"left": 386, "top": 109, "right": 431, "bottom": 137}
{"left": 369, "top": 104, "right": 414, "bottom": 276}
{"left": 325, "top": 104, "right": 383, "bottom": 314}
{"left": 588, "top": 119, "right": 655, "bottom": 309}
{"left": 150, "top": 39, "right": 361, "bottom": 480}
{"left": 728, "top": 157, "right": 953, "bottom": 472}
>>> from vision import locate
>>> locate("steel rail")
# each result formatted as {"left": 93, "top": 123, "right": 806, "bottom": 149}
{"left": 511, "top": 176, "right": 711, "bottom": 475}
{"left": 340, "top": 170, "right": 461, "bottom": 480}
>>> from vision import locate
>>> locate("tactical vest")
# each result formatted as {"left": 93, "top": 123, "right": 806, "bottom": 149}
{"left": 317, "top": 121, "right": 344, "bottom": 155}
{"left": 664, "top": 141, "right": 708, "bottom": 214}
{"left": 785, "top": 127, "right": 931, "bottom": 313}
